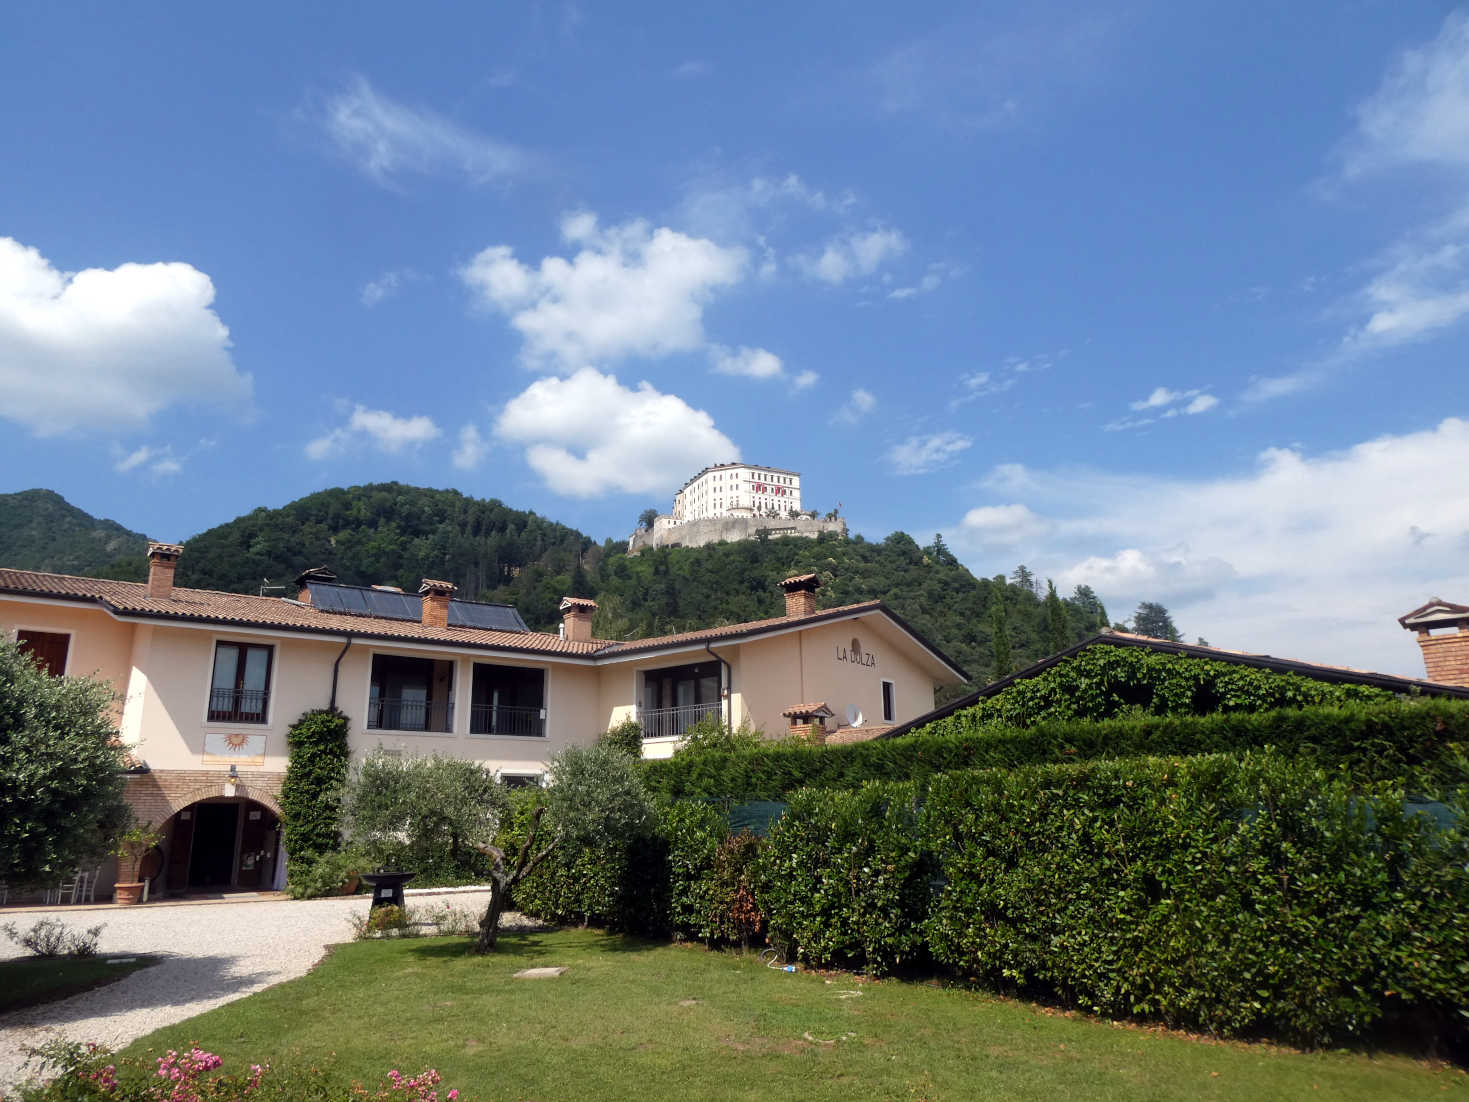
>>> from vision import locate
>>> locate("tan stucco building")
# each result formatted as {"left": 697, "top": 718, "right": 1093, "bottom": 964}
{"left": 1, "top": 548, "right": 965, "bottom": 898}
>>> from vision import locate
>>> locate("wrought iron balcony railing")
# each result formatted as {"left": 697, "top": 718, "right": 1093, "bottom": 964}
{"left": 639, "top": 701, "right": 721, "bottom": 740}
{"left": 469, "top": 704, "right": 545, "bottom": 737}
{"left": 208, "top": 688, "right": 270, "bottom": 724}
{"left": 367, "top": 697, "right": 454, "bottom": 733}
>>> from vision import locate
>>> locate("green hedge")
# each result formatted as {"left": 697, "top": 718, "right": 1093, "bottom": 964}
{"left": 642, "top": 699, "right": 1469, "bottom": 800}
{"left": 757, "top": 785, "right": 931, "bottom": 972}
{"left": 749, "top": 754, "right": 1468, "bottom": 1045}
{"left": 946, "top": 644, "right": 1396, "bottom": 727}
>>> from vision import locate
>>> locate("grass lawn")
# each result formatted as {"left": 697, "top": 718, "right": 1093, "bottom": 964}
{"left": 0, "top": 955, "right": 157, "bottom": 1014}
{"left": 122, "top": 931, "right": 1464, "bottom": 1102}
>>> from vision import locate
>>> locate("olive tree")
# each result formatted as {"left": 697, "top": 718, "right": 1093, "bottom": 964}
{"left": 0, "top": 640, "right": 130, "bottom": 886}
{"left": 474, "top": 743, "right": 653, "bottom": 952}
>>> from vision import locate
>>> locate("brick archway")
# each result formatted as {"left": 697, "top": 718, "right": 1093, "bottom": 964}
{"left": 169, "top": 782, "right": 283, "bottom": 820}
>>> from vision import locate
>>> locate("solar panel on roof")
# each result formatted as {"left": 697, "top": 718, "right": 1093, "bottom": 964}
{"left": 363, "top": 589, "right": 420, "bottom": 621}
{"left": 307, "top": 582, "right": 369, "bottom": 615}
{"left": 448, "top": 600, "right": 529, "bottom": 632}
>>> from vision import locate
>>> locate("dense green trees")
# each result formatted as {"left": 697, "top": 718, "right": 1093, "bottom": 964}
{"left": 0, "top": 640, "right": 131, "bottom": 886}
{"left": 17, "top": 482, "right": 1184, "bottom": 694}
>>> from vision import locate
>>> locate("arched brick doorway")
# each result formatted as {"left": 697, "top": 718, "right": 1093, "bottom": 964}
{"left": 163, "top": 797, "right": 282, "bottom": 894}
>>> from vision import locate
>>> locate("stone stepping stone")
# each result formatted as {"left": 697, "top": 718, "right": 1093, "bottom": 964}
{"left": 513, "top": 966, "right": 568, "bottom": 978}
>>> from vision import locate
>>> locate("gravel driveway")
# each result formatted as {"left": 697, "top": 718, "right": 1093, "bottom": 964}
{"left": 0, "top": 891, "right": 502, "bottom": 1091}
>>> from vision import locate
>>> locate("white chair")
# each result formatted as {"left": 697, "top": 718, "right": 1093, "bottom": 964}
{"left": 81, "top": 866, "right": 101, "bottom": 904}
{"left": 49, "top": 871, "right": 85, "bottom": 905}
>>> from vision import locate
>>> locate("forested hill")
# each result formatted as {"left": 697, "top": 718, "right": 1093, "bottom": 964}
{"left": 8, "top": 482, "right": 1118, "bottom": 693}
{"left": 0, "top": 489, "right": 149, "bottom": 577}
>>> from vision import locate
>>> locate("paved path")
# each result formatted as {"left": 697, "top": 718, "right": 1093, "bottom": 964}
{"left": 0, "top": 891, "right": 496, "bottom": 1091}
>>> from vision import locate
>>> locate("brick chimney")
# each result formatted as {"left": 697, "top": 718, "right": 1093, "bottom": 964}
{"left": 146, "top": 542, "right": 183, "bottom": 599}
{"left": 782, "top": 702, "right": 833, "bottom": 744}
{"left": 559, "top": 596, "right": 597, "bottom": 643}
{"left": 780, "top": 573, "right": 821, "bottom": 618}
{"left": 418, "top": 579, "right": 457, "bottom": 628}
{"left": 293, "top": 566, "right": 337, "bottom": 604}
{"left": 1399, "top": 598, "right": 1469, "bottom": 686}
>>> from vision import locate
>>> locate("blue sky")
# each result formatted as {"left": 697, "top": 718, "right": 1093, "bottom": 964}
{"left": 3, "top": 1, "right": 1468, "bottom": 674}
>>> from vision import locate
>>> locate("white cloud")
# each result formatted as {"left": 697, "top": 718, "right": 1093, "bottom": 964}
{"left": 0, "top": 237, "right": 249, "bottom": 436}
{"left": 678, "top": 172, "right": 856, "bottom": 243}
{"left": 887, "top": 431, "right": 973, "bottom": 475}
{"left": 959, "top": 503, "right": 1047, "bottom": 547}
{"left": 1344, "top": 11, "right": 1469, "bottom": 176}
{"left": 831, "top": 387, "right": 877, "bottom": 426}
{"left": 796, "top": 227, "right": 908, "bottom": 285}
{"left": 461, "top": 212, "right": 747, "bottom": 369}
{"left": 320, "top": 76, "right": 528, "bottom": 188}
{"left": 888, "top": 260, "right": 964, "bottom": 300}
{"left": 950, "top": 417, "right": 1469, "bottom": 674}
{"left": 361, "top": 269, "right": 421, "bottom": 307}
{"left": 672, "top": 60, "right": 711, "bottom": 78}
{"left": 113, "top": 444, "right": 182, "bottom": 478}
{"left": 1333, "top": 13, "right": 1469, "bottom": 353}
{"left": 307, "top": 404, "right": 442, "bottom": 459}
{"left": 708, "top": 344, "right": 817, "bottom": 389}
{"left": 494, "top": 368, "right": 738, "bottom": 496}
{"left": 452, "top": 423, "right": 489, "bottom": 470}
{"left": 1107, "top": 386, "right": 1219, "bottom": 430}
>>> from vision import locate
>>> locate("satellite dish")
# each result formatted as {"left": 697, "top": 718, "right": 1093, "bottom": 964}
{"left": 846, "top": 704, "right": 864, "bottom": 727}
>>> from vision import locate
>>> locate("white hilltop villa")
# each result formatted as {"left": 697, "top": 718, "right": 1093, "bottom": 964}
{"left": 628, "top": 463, "right": 846, "bottom": 553}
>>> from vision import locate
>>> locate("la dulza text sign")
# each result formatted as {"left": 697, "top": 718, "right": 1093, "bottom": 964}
{"left": 836, "top": 636, "right": 877, "bottom": 668}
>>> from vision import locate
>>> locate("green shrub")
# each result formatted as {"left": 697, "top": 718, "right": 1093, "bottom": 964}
{"left": 758, "top": 783, "right": 932, "bottom": 973}
{"left": 709, "top": 831, "right": 766, "bottom": 948}
{"left": 279, "top": 708, "right": 351, "bottom": 863}
{"left": 599, "top": 717, "right": 644, "bottom": 758}
{"left": 344, "top": 751, "right": 505, "bottom": 883}
{"left": 675, "top": 714, "right": 765, "bottom": 755}
{"left": 659, "top": 801, "right": 728, "bottom": 941}
{"left": 642, "top": 699, "right": 1469, "bottom": 800}
{"left": 920, "top": 753, "right": 1468, "bottom": 1045}
{"left": 285, "top": 847, "right": 370, "bottom": 900}
{"left": 954, "top": 645, "right": 1396, "bottom": 727}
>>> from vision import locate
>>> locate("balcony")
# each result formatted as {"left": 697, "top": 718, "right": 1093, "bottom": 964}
{"left": 639, "top": 701, "right": 721, "bottom": 740}
{"left": 470, "top": 704, "right": 545, "bottom": 738}
{"left": 367, "top": 697, "right": 454, "bottom": 734}
{"left": 208, "top": 688, "right": 270, "bottom": 724}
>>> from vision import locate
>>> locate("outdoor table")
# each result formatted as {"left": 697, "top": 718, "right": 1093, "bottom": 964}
{"left": 359, "top": 871, "right": 415, "bottom": 911}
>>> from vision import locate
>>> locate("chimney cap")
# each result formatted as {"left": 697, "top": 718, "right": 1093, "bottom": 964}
{"left": 780, "top": 572, "right": 820, "bottom": 591}
{"left": 147, "top": 541, "right": 184, "bottom": 560}
{"left": 294, "top": 565, "right": 338, "bottom": 588}
{"left": 1398, "top": 598, "right": 1469, "bottom": 629}
{"left": 418, "top": 578, "right": 457, "bottom": 596}
{"left": 781, "top": 701, "right": 833, "bottom": 719}
{"left": 559, "top": 596, "right": 597, "bottom": 612}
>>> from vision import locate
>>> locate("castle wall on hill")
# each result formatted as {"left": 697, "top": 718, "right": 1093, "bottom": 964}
{"left": 627, "top": 514, "right": 847, "bottom": 554}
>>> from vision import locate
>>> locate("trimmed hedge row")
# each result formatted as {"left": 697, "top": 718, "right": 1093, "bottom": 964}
{"left": 510, "top": 752, "right": 1468, "bottom": 1045}
{"left": 641, "top": 699, "right": 1469, "bottom": 800}
{"left": 758, "top": 754, "right": 1468, "bottom": 1045}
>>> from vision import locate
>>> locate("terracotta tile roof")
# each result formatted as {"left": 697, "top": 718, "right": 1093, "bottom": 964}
{"left": 0, "top": 567, "right": 969, "bottom": 680}
{"left": 597, "top": 601, "right": 886, "bottom": 656}
{"left": 0, "top": 568, "right": 605, "bottom": 657}
{"left": 1399, "top": 598, "right": 1469, "bottom": 627}
{"left": 824, "top": 723, "right": 895, "bottom": 745}
{"left": 781, "top": 701, "right": 833, "bottom": 718}
{"left": 418, "top": 579, "right": 457, "bottom": 594}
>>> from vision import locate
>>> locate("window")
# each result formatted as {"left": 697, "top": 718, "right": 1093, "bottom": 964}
{"left": 640, "top": 660, "right": 721, "bottom": 738}
{"left": 17, "top": 630, "right": 69, "bottom": 677}
{"left": 881, "top": 680, "right": 896, "bottom": 724}
{"left": 368, "top": 654, "right": 455, "bottom": 732}
{"left": 499, "top": 773, "right": 543, "bottom": 789}
{"left": 209, "top": 642, "right": 273, "bottom": 722}
{"left": 471, "top": 663, "right": 546, "bottom": 736}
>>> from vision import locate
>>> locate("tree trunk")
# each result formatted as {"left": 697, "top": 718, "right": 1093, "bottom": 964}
{"left": 475, "top": 875, "right": 511, "bottom": 953}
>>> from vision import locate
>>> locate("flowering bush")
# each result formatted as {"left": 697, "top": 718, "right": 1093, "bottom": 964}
{"left": 12, "top": 1040, "right": 465, "bottom": 1101}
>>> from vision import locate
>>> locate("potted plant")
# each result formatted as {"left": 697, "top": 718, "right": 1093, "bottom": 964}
{"left": 112, "top": 820, "right": 163, "bottom": 906}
